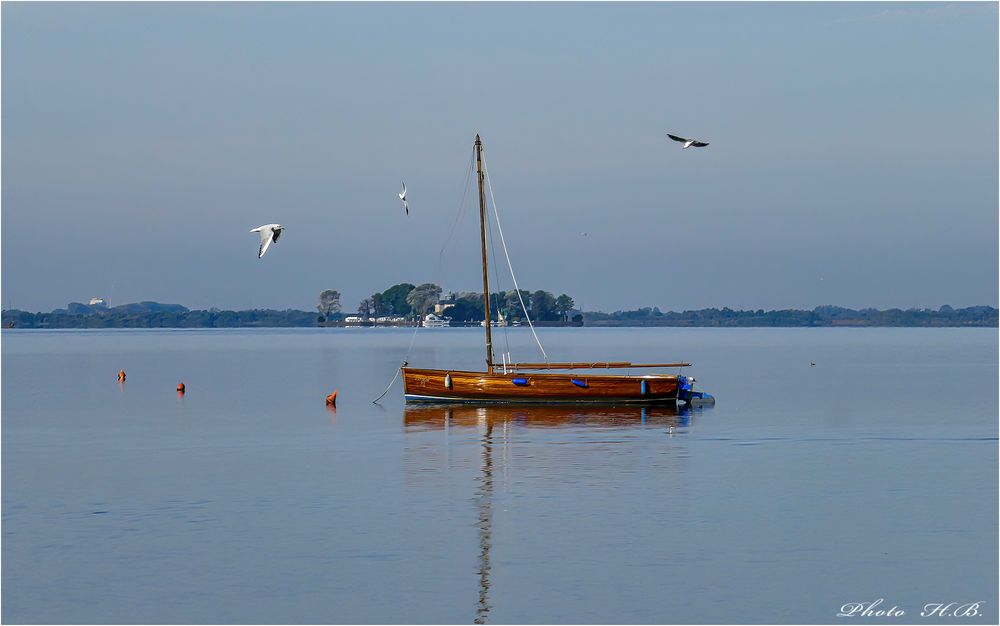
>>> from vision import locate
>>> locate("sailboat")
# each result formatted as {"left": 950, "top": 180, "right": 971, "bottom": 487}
{"left": 402, "top": 135, "right": 712, "bottom": 405}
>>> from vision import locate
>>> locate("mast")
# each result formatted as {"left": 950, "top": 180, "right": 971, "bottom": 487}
{"left": 475, "top": 134, "right": 495, "bottom": 373}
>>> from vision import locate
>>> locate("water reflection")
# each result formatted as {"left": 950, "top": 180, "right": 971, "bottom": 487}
{"left": 403, "top": 403, "right": 701, "bottom": 623}
{"left": 475, "top": 418, "right": 493, "bottom": 624}
{"left": 403, "top": 403, "right": 693, "bottom": 431}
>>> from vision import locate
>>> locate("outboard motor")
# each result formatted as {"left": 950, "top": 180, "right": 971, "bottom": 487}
{"left": 677, "top": 375, "right": 716, "bottom": 406}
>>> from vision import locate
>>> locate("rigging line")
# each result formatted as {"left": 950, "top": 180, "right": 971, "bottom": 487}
{"left": 481, "top": 147, "right": 548, "bottom": 363}
{"left": 483, "top": 151, "right": 541, "bottom": 362}
{"left": 371, "top": 363, "right": 404, "bottom": 404}
{"left": 428, "top": 148, "right": 473, "bottom": 340}
{"left": 371, "top": 319, "right": 420, "bottom": 404}
{"left": 376, "top": 150, "right": 474, "bottom": 405}
{"left": 403, "top": 311, "right": 420, "bottom": 359}
{"left": 483, "top": 183, "right": 512, "bottom": 362}
{"left": 437, "top": 147, "right": 476, "bottom": 285}
{"left": 491, "top": 203, "right": 512, "bottom": 361}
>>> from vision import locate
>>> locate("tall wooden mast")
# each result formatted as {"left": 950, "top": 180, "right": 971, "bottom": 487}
{"left": 475, "top": 135, "right": 494, "bottom": 373}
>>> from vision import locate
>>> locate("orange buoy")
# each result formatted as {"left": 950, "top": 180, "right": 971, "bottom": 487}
{"left": 117, "top": 369, "right": 126, "bottom": 382}
{"left": 325, "top": 390, "right": 338, "bottom": 406}
{"left": 176, "top": 382, "right": 186, "bottom": 393}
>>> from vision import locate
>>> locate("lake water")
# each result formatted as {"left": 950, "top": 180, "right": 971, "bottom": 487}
{"left": 2, "top": 327, "right": 997, "bottom": 624}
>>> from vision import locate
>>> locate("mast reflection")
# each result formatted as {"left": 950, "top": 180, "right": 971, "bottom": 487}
{"left": 475, "top": 416, "right": 493, "bottom": 624}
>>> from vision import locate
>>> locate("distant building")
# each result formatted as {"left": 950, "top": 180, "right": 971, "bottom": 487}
{"left": 89, "top": 298, "right": 108, "bottom": 307}
{"left": 434, "top": 299, "right": 456, "bottom": 315}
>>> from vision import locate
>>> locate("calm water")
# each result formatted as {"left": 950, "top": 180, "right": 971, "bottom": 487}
{"left": 2, "top": 327, "right": 997, "bottom": 624}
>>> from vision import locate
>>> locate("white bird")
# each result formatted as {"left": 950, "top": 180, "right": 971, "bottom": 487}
{"left": 250, "top": 224, "right": 284, "bottom": 258}
{"left": 398, "top": 182, "right": 409, "bottom": 215}
{"left": 667, "top": 133, "right": 710, "bottom": 149}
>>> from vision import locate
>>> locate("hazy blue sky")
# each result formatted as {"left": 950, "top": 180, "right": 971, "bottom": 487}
{"left": 3, "top": 2, "right": 997, "bottom": 313}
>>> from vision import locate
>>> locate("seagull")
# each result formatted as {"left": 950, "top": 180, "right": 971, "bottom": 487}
{"left": 667, "top": 133, "right": 710, "bottom": 149}
{"left": 398, "top": 182, "right": 409, "bottom": 215}
{"left": 250, "top": 224, "right": 284, "bottom": 259}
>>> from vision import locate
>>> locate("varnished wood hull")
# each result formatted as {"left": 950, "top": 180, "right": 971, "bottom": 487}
{"left": 402, "top": 367, "right": 681, "bottom": 404}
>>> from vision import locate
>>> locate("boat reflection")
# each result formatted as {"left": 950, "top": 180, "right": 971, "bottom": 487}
{"left": 403, "top": 402, "right": 706, "bottom": 623}
{"left": 403, "top": 402, "right": 694, "bottom": 432}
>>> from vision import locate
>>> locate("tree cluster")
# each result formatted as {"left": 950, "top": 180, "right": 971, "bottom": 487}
{"left": 349, "top": 284, "right": 574, "bottom": 322}
{"left": 355, "top": 283, "right": 421, "bottom": 318}
{"left": 432, "top": 289, "right": 575, "bottom": 323}
{"left": 317, "top": 290, "right": 341, "bottom": 321}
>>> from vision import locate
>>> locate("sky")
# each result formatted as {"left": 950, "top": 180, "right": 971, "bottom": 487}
{"left": 2, "top": 2, "right": 997, "bottom": 314}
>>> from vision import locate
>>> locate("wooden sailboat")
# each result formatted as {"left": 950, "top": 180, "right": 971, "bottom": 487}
{"left": 402, "top": 135, "right": 710, "bottom": 405}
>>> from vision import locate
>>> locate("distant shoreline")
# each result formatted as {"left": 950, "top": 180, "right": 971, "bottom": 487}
{"left": 2, "top": 303, "right": 996, "bottom": 329}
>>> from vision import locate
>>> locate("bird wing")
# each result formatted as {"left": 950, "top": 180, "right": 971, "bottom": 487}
{"left": 691, "top": 141, "right": 710, "bottom": 147}
{"left": 403, "top": 200, "right": 409, "bottom": 215}
{"left": 257, "top": 228, "right": 275, "bottom": 258}
{"left": 667, "top": 134, "right": 689, "bottom": 143}
{"left": 399, "top": 182, "right": 406, "bottom": 200}
{"left": 272, "top": 228, "right": 282, "bottom": 243}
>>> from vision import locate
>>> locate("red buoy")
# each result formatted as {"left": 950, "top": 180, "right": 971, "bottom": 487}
{"left": 325, "top": 390, "right": 338, "bottom": 406}
{"left": 117, "top": 370, "right": 126, "bottom": 382}
{"left": 176, "top": 382, "right": 186, "bottom": 393}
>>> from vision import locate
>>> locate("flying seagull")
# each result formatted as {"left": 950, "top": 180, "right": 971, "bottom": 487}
{"left": 250, "top": 224, "right": 284, "bottom": 259}
{"left": 398, "top": 182, "right": 409, "bottom": 215}
{"left": 667, "top": 133, "right": 710, "bottom": 149}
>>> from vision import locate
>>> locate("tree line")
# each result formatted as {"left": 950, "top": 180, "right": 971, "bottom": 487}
{"left": 3, "top": 300, "right": 995, "bottom": 329}
{"left": 583, "top": 304, "right": 998, "bottom": 327}
{"left": 2, "top": 305, "right": 316, "bottom": 329}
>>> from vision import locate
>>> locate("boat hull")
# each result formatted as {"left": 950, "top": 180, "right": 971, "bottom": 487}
{"left": 402, "top": 367, "right": 681, "bottom": 404}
